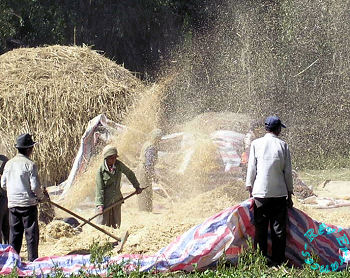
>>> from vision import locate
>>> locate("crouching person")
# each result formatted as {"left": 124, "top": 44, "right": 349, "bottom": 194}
{"left": 1, "top": 134, "right": 47, "bottom": 261}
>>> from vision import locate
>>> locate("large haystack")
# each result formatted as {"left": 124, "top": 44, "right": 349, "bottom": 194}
{"left": 0, "top": 45, "right": 145, "bottom": 185}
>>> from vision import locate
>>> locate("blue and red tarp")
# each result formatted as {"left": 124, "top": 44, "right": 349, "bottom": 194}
{"left": 0, "top": 199, "right": 348, "bottom": 276}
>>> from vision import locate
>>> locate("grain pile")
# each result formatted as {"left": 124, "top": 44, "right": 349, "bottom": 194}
{"left": 36, "top": 181, "right": 248, "bottom": 258}
{"left": 0, "top": 45, "right": 145, "bottom": 185}
{"left": 292, "top": 170, "right": 315, "bottom": 199}
{"left": 176, "top": 134, "right": 221, "bottom": 195}
{"left": 45, "top": 220, "right": 77, "bottom": 240}
{"left": 168, "top": 112, "right": 251, "bottom": 194}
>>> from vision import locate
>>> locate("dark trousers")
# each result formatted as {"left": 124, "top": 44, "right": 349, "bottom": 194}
{"left": 0, "top": 195, "right": 9, "bottom": 244}
{"left": 253, "top": 197, "right": 287, "bottom": 264}
{"left": 9, "top": 206, "right": 39, "bottom": 262}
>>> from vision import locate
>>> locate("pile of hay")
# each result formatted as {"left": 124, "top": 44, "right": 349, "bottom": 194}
{"left": 37, "top": 182, "right": 248, "bottom": 258}
{"left": 0, "top": 45, "right": 145, "bottom": 185}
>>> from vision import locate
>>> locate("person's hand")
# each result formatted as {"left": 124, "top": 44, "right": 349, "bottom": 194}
{"left": 136, "top": 187, "right": 143, "bottom": 194}
{"left": 97, "top": 205, "right": 104, "bottom": 213}
{"left": 40, "top": 188, "right": 50, "bottom": 203}
{"left": 246, "top": 186, "right": 253, "bottom": 198}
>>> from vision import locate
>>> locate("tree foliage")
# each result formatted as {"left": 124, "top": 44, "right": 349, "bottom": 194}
{"left": 0, "top": 0, "right": 217, "bottom": 75}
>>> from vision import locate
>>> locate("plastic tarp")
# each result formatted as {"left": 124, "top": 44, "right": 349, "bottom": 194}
{"left": 60, "top": 114, "right": 125, "bottom": 195}
{"left": 0, "top": 199, "right": 349, "bottom": 276}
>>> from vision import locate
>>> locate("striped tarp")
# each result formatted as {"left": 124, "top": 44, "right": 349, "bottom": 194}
{"left": 0, "top": 199, "right": 348, "bottom": 276}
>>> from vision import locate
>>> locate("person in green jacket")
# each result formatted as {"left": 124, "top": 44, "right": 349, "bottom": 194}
{"left": 95, "top": 145, "right": 142, "bottom": 228}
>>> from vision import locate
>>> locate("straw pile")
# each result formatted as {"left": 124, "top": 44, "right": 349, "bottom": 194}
{"left": 37, "top": 182, "right": 248, "bottom": 258}
{"left": 0, "top": 45, "right": 145, "bottom": 185}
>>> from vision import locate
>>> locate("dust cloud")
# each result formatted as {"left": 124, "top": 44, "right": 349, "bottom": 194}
{"left": 35, "top": 0, "right": 350, "bottom": 259}
{"left": 160, "top": 0, "right": 350, "bottom": 169}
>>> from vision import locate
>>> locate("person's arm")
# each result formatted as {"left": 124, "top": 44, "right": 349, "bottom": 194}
{"left": 120, "top": 162, "right": 142, "bottom": 194}
{"left": 245, "top": 144, "right": 257, "bottom": 198}
{"left": 30, "top": 164, "right": 44, "bottom": 201}
{"left": 284, "top": 144, "right": 294, "bottom": 207}
{"left": 1, "top": 165, "right": 8, "bottom": 192}
{"left": 95, "top": 169, "right": 105, "bottom": 211}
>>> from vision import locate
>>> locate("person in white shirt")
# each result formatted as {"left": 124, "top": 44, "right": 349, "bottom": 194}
{"left": 246, "top": 116, "right": 293, "bottom": 266}
{"left": 1, "top": 134, "right": 46, "bottom": 262}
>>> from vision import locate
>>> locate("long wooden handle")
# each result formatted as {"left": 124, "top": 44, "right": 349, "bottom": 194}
{"left": 77, "top": 187, "right": 147, "bottom": 229}
{"left": 48, "top": 200, "right": 121, "bottom": 242}
{"left": 77, "top": 191, "right": 137, "bottom": 229}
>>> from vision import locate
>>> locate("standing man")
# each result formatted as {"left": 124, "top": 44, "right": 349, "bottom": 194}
{"left": 1, "top": 134, "right": 45, "bottom": 261}
{"left": 246, "top": 116, "right": 293, "bottom": 266}
{"left": 96, "top": 145, "right": 142, "bottom": 228}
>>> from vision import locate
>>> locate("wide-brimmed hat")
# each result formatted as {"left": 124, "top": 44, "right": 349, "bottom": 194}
{"left": 15, "top": 133, "right": 37, "bottom": 148}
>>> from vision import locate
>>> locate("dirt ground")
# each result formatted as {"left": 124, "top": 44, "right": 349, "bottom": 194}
{"left": 16, "top": 176, "right": 350, "bottom": 261}
{"left": 30, "top": 181, "right": 247, "bottom": 259}
{"left": 294, "top": 180, "right": 350, "bottom": 228}
{"left": 17, "top": 110, "right": 350, "bottom": 261}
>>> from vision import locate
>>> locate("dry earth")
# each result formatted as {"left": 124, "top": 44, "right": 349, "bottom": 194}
{"left": 17, "top": 178, "right": 350, "bottom": 260}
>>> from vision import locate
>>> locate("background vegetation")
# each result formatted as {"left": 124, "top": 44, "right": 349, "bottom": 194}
{"left": 159, "top": 0, "right": 350, "bottom": 169}
{"left": 1, "top": 0, "right": 350, "bottom": 171}
{"left": 0, "top": 0, "right": 217, "bottom": 75}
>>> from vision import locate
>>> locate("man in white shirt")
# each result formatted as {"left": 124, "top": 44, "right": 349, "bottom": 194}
{"left": 1, "top": 134, "right": 45, "bottom": 261}
{"left": 246, "top": 116, "right": 293, "bottom": 266}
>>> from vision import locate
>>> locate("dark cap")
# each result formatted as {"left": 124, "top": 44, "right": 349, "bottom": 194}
{"left": 15, "top": 133, "right": 37, "bottom": 149}
{"left": 265, "top": 116, "right": 286, "bottom": 129}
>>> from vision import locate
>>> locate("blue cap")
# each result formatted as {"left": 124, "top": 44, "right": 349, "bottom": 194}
{"left": 265, "top": 116, "right": 286, "bottom": 129}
